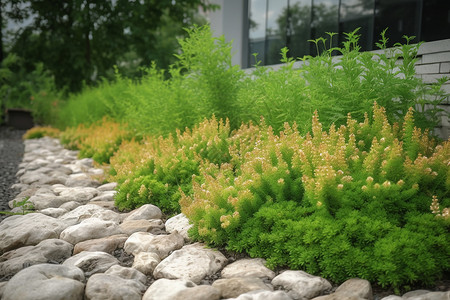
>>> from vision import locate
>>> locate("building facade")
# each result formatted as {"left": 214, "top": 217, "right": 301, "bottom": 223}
{"left": 204, "top": 0, "right": 450, "bottom": 138}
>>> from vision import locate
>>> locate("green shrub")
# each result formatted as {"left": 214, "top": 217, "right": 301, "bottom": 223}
{"left": 181, "top": 104, "right": 449, "bottom": 288}
{"left": 112, "top": 117, "right": 233, "bottom": 214}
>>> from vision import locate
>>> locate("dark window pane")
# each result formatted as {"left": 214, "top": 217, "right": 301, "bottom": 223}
{"left": 288, "top": 0, "right": 312, "bottom": 59}
{"left": 266, "top": 0, "right": 288, "bottom": 64}
{"left": 422, "top": 0, "right": 450, "bottom": 42}
{"left": 311, "top": 0, "right": 339, "bottom": 54}
{"left": 249, "top": 0, "right": 268, "bottom": 66}
{"left": 374, "top": 0, "right": 421, "bottom": 47}
{"left": 339, "top": 0, "right": 375, "bottom": 51}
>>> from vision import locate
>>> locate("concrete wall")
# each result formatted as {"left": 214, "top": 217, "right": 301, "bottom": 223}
{"left": 205, "top": 0, "right": 248, "bottom": 67}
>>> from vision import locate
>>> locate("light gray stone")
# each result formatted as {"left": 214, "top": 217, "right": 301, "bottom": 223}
{"left": 272, "top": 270, "right": 332, "bottom": 300}
{"left": 221, "top": 258, "right": 276, "bottom": 280}
{"left": 0, "top": 213, "right": 72, "bottom": 254}
{"left": 132, "top": 251, "right": 161, "bottom": 275}
{"left": 58, "top": 187, "right": 99, "bottom": 202}
{"left": 165, "top": 213, "right": 193, "bottom": 242}
{"left": 228, "top": 290, "right": 293, "bottom": 300}
{"left": 120, "top": 219, "right": 165, "bottom": 235}
{"left": 65, "top": 178, "right": 101, "bottom": 188}
{"left": 0, "top": 281, "right": 7, "bottom": 298}
{"left": 89, "top": 200, "right": 116, "bottom": 210}
{"left": 125, "top": 204, "right": 162, "bottom": 221}
{"left": 60, "top": 218, "right": 122, "bottom": 244}
{"left": 334, "top": 278, "right": 373, "bottom": 300}
{"left": 29, "top": 194, "right": 73, "bottom": 210}
{"left": 97, "top": 182, "right": 118, "bottom": 191}
{"left": 153, "top": 242, "right": 227, "bottom": 284}
{"left": 172, "top": 285, "right": 221, "bottom": 300}
{"left": 85, "top": 273, "right": 146, "bottom": 300}
{"left": 60, "top": 204, "right": 120, "bottom": 223}
{"left": 212, "top": 277, "right": 273, "bottom": 298}
{"left": 0, "top": 239, "right": 73, "bottom": 277}
{"left": 380, "top": 296, "right": 403, "bottom": 300}
{"left": 39, "top": 207, "right": 68, "bottom": 218}
{"left": 105, "top": 265, "right": 147, "bottom": 285}
{"left": 403, "top": 290, "right": 450, "bottom": 300}
{"left": 142, "top": 278, "right": 197, "bottom": 300}
{"left": 2, "top": 264, "right": 85, "bottom": 300}
{"left": 73, "top": 234, "right": 128, "bottom": 255}
{"left": 124, "top": 231, "right": 184, "bottom": 258}
{"left": 59, "top": 201, "right": 82, "bottom": 211}
{"left": 62, "top": 251, "right": 119, "bottom": 276}
{"left": 90, "top": 191, "right": 116, "bottom": 202}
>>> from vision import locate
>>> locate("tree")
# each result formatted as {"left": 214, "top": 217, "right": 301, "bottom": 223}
{"left": 6, "top": 0, "right": 216, "bottom": 92}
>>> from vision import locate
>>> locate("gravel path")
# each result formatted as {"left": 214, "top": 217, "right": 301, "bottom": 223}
{"left": 0, "top": 126, "right": 26, "bottom": 222}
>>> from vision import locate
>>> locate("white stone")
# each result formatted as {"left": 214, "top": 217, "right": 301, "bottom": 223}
{"left": 2, "top": 264, "right": 85, "bottom": 300}
{"left": 58, "top": 187, "right": 98, "bottom": 202}
{"left": 59, "top": 201, "right": 82, "bottom": 211}
{"left": 272, "top": 270, "right": 332, "bottom": 300}
{"left": 105, "top": 265, "right": 147, "bottom": 285}
{"left": 124, "top": 231, "right": 184, "bottom": 258}
{"left": 165, "top": 213, "right": 193, "bottom": 242}
{"left": 170, "top": 285, "right": 222, "bottom": 300}
{"left": 132, "top": 251, "right": 161, "bottom": 275}
{"left": 153, "top": 242, "right": 227, "bottom": 284}
{"left": 142, "top": 278, "right": 197, "bottom": 300}
{"left": 0, "top": 239, "right": 73, "bottom": 278}
{"left": 212, "top": 277, "right": 273, "bottom": 298}
{"left": 60, "top": 218, "right": 122, "bottom": 244}
{"left": 90, "top": 190, "right": 116, "bottom": 202}
{"left": 402, "top": 290, "right": 450, "bottom": 300}
{"left": 60, "top": 204, "right": 120, "bottom": 223}
{"left": 221, "top": 258, "right": 276, "bottom": 280}
{"left": 228, "top": 290, "right": 293, "bottom": 300}
{"left": 62, "top": 251, "right": 119, "bottom": 276}
{"left": 73, "top": 234, "right": 128, "bottom": 255}
{"left": 85, "top": 273, "right": 146, "bottom": 300}
{"left": 0, "top": 213, "right": 72, "bottom": 254}
{"left": 120, "top": 219, "right": 165, "bottom": 235}
{"left": 97, "top": 182, "right": 118, "bottom": 191}
{"left": 29, "top": 194, "right": 72, "bottom": 210}
{"left": 125, "top": 204, "right": 162, "bottom": 221}
{"left": 39, "top": 207, "right": 68, "bottom": 218}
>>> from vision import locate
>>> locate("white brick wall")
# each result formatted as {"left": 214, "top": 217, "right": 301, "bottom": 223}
{"left": 415, "top": 39, "right": 450, "bottom": 139}
{"left": 246, "top": 39, "right": 450, "bottom": 139}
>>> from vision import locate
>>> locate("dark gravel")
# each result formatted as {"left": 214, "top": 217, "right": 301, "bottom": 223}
{"left": 0, "top": 126, "right": 26, "bottom": 222}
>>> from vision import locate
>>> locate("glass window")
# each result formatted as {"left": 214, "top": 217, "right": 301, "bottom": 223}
{"left": 339, "top": 0, "right": 375, "bottom": 51}
{"left": 287, "top": 0, "right": 312, "bottom": 59}
{"left": 249, "top": 0, "right": 268, "bottom": 66}
{"left": 266, "top": 0, "right": 289, "bottom": 65}
{"left": 421, "top": 0, "right": 450, "bottom": 42}
{"left": 311, "top": 0, "right": 339, "bottom": 54}
{"left": 374, "top": 0, "right": 421, "bottom": 47}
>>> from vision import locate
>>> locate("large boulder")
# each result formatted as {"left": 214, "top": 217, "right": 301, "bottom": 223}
{"left": 0, "top": 213, "right": 72, "bottom": 254}
{"left": 1, "top": 264, "right": 85, "bottom": 300}
{"left": 124, "top": 204, "right": 162, "bottom": 221}
{"left": 73, "top": 234, "right": 128, "bottom": 255}
{"left": 221, "top": 258, "right": 276, "bottom": 280}
{"left": 153, "top": 243, "right": 227, "bottom": 284}
{"left": 62, "top": 251, "right": 119, "bottom": 277}
{"left": 124, "top": 231, "right": 184, "bottom": 259}
{"left": 60, "top": 218, "right": 122, "bottom": 244}
{"left": 0, "top": 239, "right": 73, "bottom": 278}
{"left": 164, "top": 213, "right": 192, "bottom": 242}
{"left": 272, "top": 270, "right": 332, "bottom": 300}
{"left": 85, "top": 273, "right": 147, "bottom": 300}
